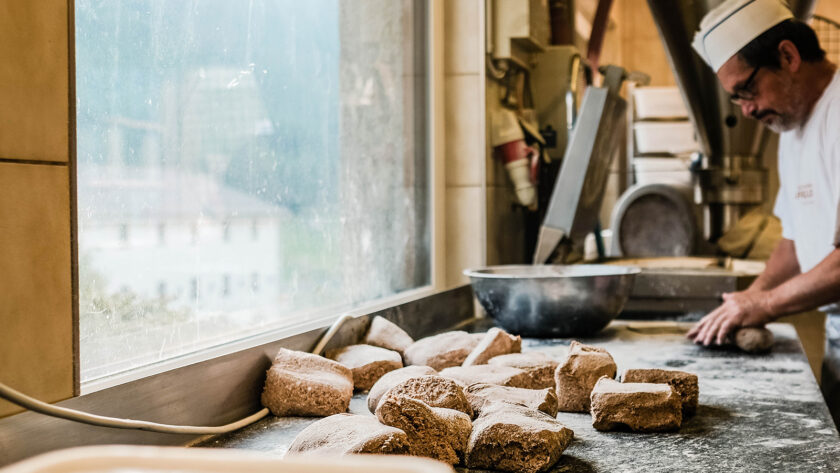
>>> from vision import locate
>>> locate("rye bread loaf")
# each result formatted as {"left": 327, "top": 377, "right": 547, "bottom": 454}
{"left": 287, "top": 413, "right": 410, "bottom": 456}
{"left": 433, "top": 406, "right": 473, "bottom": 459}
{"left": 590, "top": 377, "right": 682, "bottom": 432}
{"left": 554, "top": 341, "right": 617, "bottom": 412}
{"left": 376, "top": 396, "right": 471, "bottom": 465}
{"left": 377, "top": 374, "right": 473, "bottom": 418}
{"left": 464, "top": 383, "right": 559, "bottom": 417}
{"left": 465, "top": 402, "right": 574, "bottom": 473}
{"left": 325, "top": 344, "right": 403, "bottom": 391}
{"left": 261, "top": 348, "right": 354, "bottom": 417}
{"left": 488, "top": 352, "right": 559, "bottom": 389}
{"left": 367, "top": 365, "right": 438, "bottom": 413}
{"left": 622, "top": 368, "right": 699, "bottom": 417}
{"left": 439, "top": 365, "right": 536, "bottom": 389}
{"left": 462, "top": 328, "right": 522, "bottom": 366}
{"left": 404, "top": 331, "right": 481, "bottom": 370}
{"left": 363, "top": 316, "right": 415, "bottom": 356}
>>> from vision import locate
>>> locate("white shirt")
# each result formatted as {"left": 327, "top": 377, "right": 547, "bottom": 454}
{"left": 774, "top": 70, "right": 840, "bottom": 312}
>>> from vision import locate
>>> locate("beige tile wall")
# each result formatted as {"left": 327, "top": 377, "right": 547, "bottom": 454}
{"left": 0, "top": 0, "right": 74, "bottom": 418}
{"left": 445, "top": 75, "right": 484, "bottom": 188}
{"left": 444, "top": 0, "right": 533, "bottom": 277}
{"left": 444, "top": 0, "right": 487, "bottom": 287}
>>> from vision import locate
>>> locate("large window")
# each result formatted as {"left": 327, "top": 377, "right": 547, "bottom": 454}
{"left": 75, "top": 0, "right": 430, "bottom": 383}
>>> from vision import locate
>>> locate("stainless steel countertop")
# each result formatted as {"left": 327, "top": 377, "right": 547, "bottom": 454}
{"left": 198, "top": 319, "right": 840, "bottom": 472}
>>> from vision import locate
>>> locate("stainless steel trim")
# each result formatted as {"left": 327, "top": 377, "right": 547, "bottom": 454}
{"left": 464, "top": 264, "right": 641, "bottom": 279}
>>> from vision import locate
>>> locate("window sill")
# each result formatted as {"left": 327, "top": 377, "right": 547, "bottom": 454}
{"left": 0, "top": 285, "right": 475, "bottom": 467}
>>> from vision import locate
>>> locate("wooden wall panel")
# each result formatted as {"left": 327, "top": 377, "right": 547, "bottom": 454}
{"left": 0, "top": 0, "right": 70, "bottom": 162}
{"left": 0, "top": 163, "right": 73, "bottom": 417}
{"left": 0, "top": 0, "right": 74, "bottom": 419}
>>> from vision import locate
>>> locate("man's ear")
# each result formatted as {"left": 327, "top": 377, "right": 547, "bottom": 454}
{"left": 778, "top": 39, "right": 802, "bottom": 72}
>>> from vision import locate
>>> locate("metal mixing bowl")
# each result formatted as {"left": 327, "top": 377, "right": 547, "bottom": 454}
{"left": 463, "top": 265, "right": 640, "bottom": 337}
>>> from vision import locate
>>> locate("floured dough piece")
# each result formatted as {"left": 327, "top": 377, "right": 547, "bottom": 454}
{"left": 735, "top": 327, "right": 774, "bottom": 353}
{"left": 590, "top": 377, "right": 682, "bottom": 432}
{"left": 376, "top": 396, "right": 471, "bottom": 465}
{"left": 433, "top": 407, "right": 473, "bottom": 458}
{"left": 363, "top": 316, "right": 415, "bottom": 355}
{"left": 378, "top": 374, "right": 473, "bottom": 417}
{"left": 464, "top": 383, "right": 559, "bottom": 417}
{"left": 404, "top": 331, "right": 481, "bottom": 370}
{"left": 439, "top": 364, "right": 536, "bottom": 389}
{"left": 462, "top": 328, "right": 522, "bottom": 366}
{"left": 261, "top": 348, "right": 354, "bottom": 417}
{"left": 325, "top": 344, "right": 403, "bottom": 391}
{"left": 465, "top": 402, "right": 574, "bottom": 473}
{"left": 287, "top": 413, "right": 410, "bottom": 456}
{"left": 554, "top": 341, "right": 617, "bottom": 412}
{"left": 623, "top": 368, "right": 699, "bottom": 417}
{"left": 367, "top": 365, "right": 438, "bottom": 413}
{"left": 488, "top": 352, "right": 558, "bottom": 389}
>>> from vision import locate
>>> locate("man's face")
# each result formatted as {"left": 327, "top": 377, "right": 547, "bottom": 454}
{"left": 717, "top": 54, "right": 802, "bottom": 133}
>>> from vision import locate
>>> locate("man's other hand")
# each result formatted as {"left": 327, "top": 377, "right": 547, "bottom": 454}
{"left": 686, "top": 290, "right": 774, "bottom": 346}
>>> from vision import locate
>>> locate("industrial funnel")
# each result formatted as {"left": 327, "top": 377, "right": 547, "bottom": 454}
{"left": 646, "top": 0, "right": 816, "bottom": 239}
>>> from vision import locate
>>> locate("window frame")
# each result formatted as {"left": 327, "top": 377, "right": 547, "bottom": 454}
{"left": 72, "top": 0, "right": 446, "bottom": 395}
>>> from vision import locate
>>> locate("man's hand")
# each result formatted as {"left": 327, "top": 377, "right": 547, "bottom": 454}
{"left": 686, "top": 290, "right": 774, "bottom": 346}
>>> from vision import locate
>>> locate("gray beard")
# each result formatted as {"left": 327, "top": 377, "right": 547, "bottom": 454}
{"left": 764, "top": 121, "right": 787, "bottom": 133}
{"left": 761, "top": 114, "right": 798, "bottom": 133}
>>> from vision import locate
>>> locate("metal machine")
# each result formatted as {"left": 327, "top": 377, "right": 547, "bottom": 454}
{"left": 609, "top": 183, "right": 702, "bottom": 257}
{"left": 533, "top": 65, "right": 647, "bottom": 264}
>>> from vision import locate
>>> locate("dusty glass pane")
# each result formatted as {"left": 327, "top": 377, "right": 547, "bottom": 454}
{"left": 75, "top": 0, "right": 429, "bottom": 382}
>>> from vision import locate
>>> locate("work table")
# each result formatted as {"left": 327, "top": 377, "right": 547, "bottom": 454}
{"left": 199, "top": 319, "right": 840, "bottom": 472}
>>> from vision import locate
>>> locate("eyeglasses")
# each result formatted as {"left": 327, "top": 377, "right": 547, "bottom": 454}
{"left": 730, "top": 65, "right": 762, "bottom": 105}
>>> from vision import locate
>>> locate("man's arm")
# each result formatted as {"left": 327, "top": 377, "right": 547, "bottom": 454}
{"left": 765, "top": 247, "right": 840, "bottom": 315}
{"left": 745, "top": 238, "right": 801, "bottom": 291}
{"left": 687, "top": 238, "right": 838, "bottom": 346}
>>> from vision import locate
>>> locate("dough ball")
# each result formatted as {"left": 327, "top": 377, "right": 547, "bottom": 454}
{"left": 735, "top": 327, "right": 774, "bottom": 354}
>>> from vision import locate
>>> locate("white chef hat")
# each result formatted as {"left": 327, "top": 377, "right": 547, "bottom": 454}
{"left": 692, "top": 0, "right": 793, "bottom": 72}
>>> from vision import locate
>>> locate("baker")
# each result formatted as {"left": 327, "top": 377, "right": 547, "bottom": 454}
{"left": 685, "top": 0, "right": 840, "bottom": 423}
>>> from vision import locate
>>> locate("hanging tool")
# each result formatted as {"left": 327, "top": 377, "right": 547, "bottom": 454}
{"left": 533, "top": 66, "right": 650, "bottom": 264}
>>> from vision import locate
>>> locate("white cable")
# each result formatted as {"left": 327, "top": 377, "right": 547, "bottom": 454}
{"left": 0, "top": 382, "right": 269, "bottom": 434}
{"left": 311, "top": 313, "right": 353, "bottom": 355}
{"left": 485, "top": 54, "right": 508, "bottom": 81}
{"left": 0, "top": 314, "right": 354, "bottom": 434}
